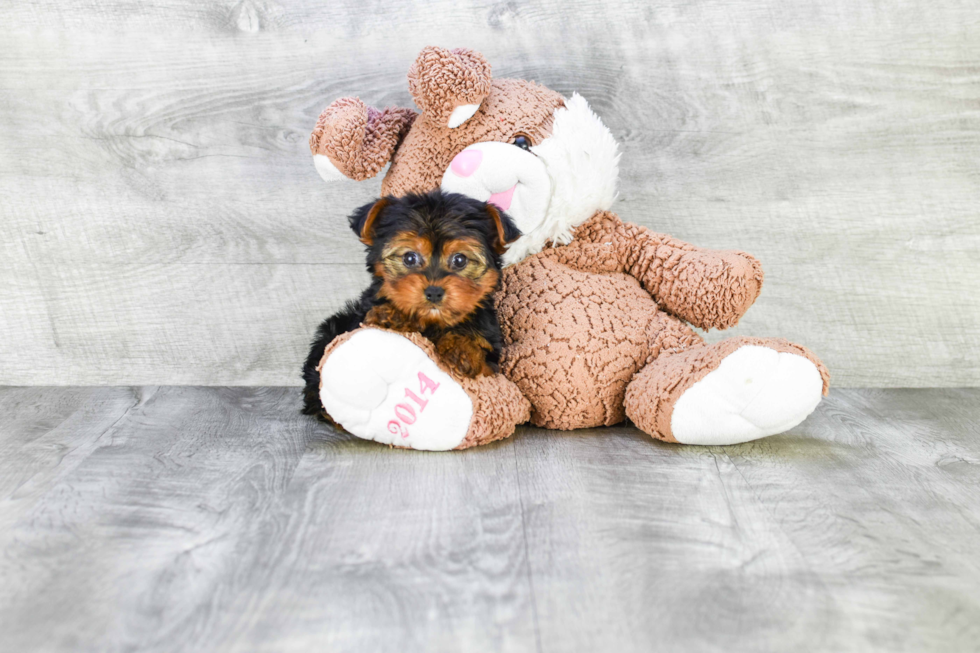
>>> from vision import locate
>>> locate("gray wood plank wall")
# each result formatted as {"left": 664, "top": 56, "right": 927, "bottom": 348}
{"left": 2, "top": 0, "right": 978, "bottom": 386}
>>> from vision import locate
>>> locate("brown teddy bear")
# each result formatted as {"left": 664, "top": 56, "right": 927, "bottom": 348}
{"left": 310, "top": 46, "right": 829, "bottom": 451}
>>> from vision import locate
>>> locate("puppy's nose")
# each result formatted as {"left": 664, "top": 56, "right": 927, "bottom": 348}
{"left": 424, "top": 286, "right": 445, "bottom": 304}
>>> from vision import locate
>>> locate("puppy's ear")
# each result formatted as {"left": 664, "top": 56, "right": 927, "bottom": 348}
{"left": 349, "top": 197, "right": 389, "bottom": 246}
{"left": 485, "top": 203, "right": 522, "bottom": 255}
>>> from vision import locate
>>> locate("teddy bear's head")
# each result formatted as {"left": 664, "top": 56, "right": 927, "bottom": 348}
{"left": 311, "top": 46, "right": 620, "bottom": 265}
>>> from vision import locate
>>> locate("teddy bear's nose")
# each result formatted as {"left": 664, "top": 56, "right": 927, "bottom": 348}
{"left": 449, "top": 149, "right": 482, "bottom": 177}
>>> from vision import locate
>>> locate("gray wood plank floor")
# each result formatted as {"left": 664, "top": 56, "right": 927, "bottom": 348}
{"left": 1, "top": 387, "right": 978, "bottom": 652}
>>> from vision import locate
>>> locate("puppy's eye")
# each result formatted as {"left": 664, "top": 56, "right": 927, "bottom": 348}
{"left": 402, "top": 251, "right": 422, "bottom": 268}
{"left": 512, "top": 135, "right": 531, "bottom": 151}
{"left": 449, "top": 253, "right": 468, "bottom": 270}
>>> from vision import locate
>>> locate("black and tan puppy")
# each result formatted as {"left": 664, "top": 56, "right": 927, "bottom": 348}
{"left": 302, "top": 191, "right": 520, "bottom": 421}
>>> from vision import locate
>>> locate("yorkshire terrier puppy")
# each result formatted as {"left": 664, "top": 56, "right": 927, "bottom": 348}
{"left": 302, "top": 191, "right": 520, "bottom": 421}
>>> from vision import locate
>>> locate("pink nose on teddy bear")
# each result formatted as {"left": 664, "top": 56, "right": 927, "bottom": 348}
{"left": 450, "top": 149, "right": 482, "bottom": 177}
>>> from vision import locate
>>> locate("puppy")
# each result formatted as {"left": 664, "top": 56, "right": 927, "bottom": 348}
{"left": 302, "top": 191, "right": 520, "bottom": 422}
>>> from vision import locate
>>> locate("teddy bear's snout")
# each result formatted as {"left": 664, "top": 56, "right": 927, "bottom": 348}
{"left": 442, "top": 142, "right": 552, "bottom": 235}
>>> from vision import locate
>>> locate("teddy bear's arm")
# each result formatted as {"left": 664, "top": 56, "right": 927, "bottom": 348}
{"left": 612, "top": 220, "right": 764, "bottom": 330}
{"left": 567, "top": 213, "right": 763, "bottom": 330}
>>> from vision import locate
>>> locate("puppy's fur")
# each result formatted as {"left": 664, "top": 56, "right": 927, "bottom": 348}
{"left": 302, "top": 191, "right": 520, "bottom": 421}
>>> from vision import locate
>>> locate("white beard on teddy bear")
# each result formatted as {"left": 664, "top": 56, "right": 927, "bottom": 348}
{"left": 308, "top": 46, "right": 829, "bottom": 451}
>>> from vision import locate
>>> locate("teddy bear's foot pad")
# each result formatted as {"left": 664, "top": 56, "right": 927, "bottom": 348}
{"left": 319, "top": 330, "right": 473, "bottom": 451}
{"left": 671, "top": 345, "right": 824, "bottom": 445}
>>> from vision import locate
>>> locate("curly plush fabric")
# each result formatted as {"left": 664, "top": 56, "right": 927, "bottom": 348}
{"left": 309, "top": 98, "right": 416, "bottom": 181}
{"left": 496, "top": 251, "right": 706, "bottom": 429}
{"left": 549, "top": 211, "right": 764, "bottom": 330}
{"left": 383, "top": 78, "right": 564, "bottom": 196}
{"left": 495, "top": 211, "right": 825, "bottom": 432}
{"left": 407, "top": 47, "right": 492, "bottom": 128}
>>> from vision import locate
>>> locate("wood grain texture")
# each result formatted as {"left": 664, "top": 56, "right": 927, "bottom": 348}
{"left": 1, "top": 387, "right": 979, "bottom": 652}
{"left": 0, "top": 386, "right": 536, "bottom": 653}
{"left": 1, "top": 0, "right": 978, "bottom": 385}
{"left": 514, "top": 389, "right": 980, "bottom": 651}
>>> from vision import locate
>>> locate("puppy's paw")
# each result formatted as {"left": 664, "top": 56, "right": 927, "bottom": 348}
{"left": 364, "top": 304, "right": 417, "bottom": 332}
{"left": 436, "top": 332, "right": 494, "bottom": 379}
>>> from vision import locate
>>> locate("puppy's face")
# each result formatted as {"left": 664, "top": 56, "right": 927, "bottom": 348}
{"left": 350, "top": 192, "right": 520, "bottom": 328}
{"left": 377, "top": 231, "right": 496, "bottom": 328}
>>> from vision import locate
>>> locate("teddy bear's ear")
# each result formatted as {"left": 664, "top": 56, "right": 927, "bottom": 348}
{"left": 310, "top": 98, "right": 416, "bottom": 183}
{"left": 407, "top": 46, "right": 492, "bottom": 129}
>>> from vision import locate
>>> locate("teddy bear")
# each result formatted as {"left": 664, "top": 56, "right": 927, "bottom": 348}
{"left": 308, "top": 46, "right": 829, "bottom": 451}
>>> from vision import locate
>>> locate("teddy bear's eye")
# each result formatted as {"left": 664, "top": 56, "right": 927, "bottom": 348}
{"left": 512, "top": 135, "right": 531, "bottom": 151}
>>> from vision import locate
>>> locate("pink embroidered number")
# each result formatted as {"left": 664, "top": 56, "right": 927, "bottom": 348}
{"left": 387, "top": 371, "right": 441, "bottom": 440}
{"left": 394, "top": 403, "right": 416, "bottom": 424}
{"left": 387, "top": 420, "right": 408, "bottom": 439}
{"left": 403, "top": 388, "right": 428, "bottom": 411}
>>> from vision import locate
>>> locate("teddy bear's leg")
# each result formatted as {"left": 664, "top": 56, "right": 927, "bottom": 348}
{"left": 625, "top": 336, "right": 830, "bottom": 445}
{"left": 317, "top": 327, "right": 530, "bottom": 451}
